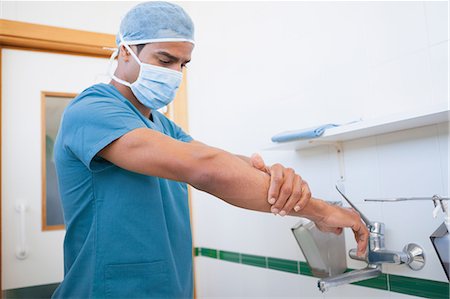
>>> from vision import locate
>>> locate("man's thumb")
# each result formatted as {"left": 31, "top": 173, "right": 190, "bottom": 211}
{"left": 250, "top": 153, "right": 266, "bottom": 171}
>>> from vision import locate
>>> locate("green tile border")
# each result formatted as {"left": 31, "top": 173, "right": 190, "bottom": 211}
{"left": 195, "top": 247, "right": 449, "bottom": 298}
{"left": 200, "top": 247, "right": 217, "bottom": 259}
{"left": 299, "top": 261, "right": 314, "bottom": 277}
{"left": 241, "top": 253, "right": 266, "bottom": 268}
{"left": 219, "top": 250, "right": 240, "bottom": 263}
{"left": 389, "top": 274, "right": 449, "bottom": 299}
{"left": 351, "top": 271, "right": 388, "bottom": 290}
{"left": 267, "top": 257, "right": 299, "bottom": 274}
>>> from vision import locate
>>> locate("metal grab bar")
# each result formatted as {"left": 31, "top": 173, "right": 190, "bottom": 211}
{"left": 15, "top": 202, "right": 28, "bottom": 260}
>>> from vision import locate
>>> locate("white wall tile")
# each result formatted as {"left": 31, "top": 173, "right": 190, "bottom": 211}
{"left": 389, "top": 291, "right": 425, "bottom": 299}
{"left": 436, "top": 122, "right": 449, "bottom": 196}
{"left": 375, "top": 125, "right": 442, "bottom": 197}
{"left": 323, "top": 283, "right": 391, "bottom": 299}
{"left": 195, "top": 257, "right": 324, "bottom": 298}
{"left": 264, "top": 268, "right": 323, "bottom": 298}
{"left": 424, "top": 1, "right": 449, "bottom": 45}
{"left": 195, "top": 258, "right": 245, "bottom": 297}
{"left": 429, "top": 41, "right": 449, "bottom": 106}
{"left": 342, "top": 137, "right": 381, "bottom": 203}
{"left": 365, "top": 49, "right": 433, "bottom": 120}
{"left": 362, "top": 2, "right": 428, "bottom": 67}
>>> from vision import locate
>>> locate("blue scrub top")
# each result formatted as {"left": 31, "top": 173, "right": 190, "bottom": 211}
{"left": 52, "top": 83, "right": 194, "bottom": 298}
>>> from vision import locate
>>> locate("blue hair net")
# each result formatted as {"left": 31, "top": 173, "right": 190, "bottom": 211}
{"left": 116, "top": 1, "right": 195, "bottom": 46}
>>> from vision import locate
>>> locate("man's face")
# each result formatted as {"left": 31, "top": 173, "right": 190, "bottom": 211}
{"left": 121, "top": 41, "right": 193, "bottom": 83}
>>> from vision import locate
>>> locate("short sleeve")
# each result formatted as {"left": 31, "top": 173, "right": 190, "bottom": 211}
{"left": 154, "top": 111, "right": 193, "bottom": 143}
{"left": 172, "top": 121, "right": 193, "bottom": 143}
{"left": 61, "top": 96, "right": 146, "bottom": 171}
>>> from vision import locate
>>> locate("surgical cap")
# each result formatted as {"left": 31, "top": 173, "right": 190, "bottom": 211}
{"left": 116, "top": 1, "right": 195, "bottom": 46}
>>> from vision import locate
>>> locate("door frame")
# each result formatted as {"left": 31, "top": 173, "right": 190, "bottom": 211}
{"left": 0, "top": 19, "right": 193, "bottom": 295}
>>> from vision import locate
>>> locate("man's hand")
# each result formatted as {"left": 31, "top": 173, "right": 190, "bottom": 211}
{"left": 312, "top": 202, "right": 369, "bottom": 256}
{"left": 247, "top": 154, "right": 367, "bottom": 256}
{"left": 250, "top": 153, "right": 311, "bottom": 216}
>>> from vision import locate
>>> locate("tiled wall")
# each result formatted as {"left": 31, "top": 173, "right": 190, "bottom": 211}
{"left": 194, "top": 247, "right": 449, "bottom": 298}
{"left": 184, "top": 2, "right": 449, "bottom": 298}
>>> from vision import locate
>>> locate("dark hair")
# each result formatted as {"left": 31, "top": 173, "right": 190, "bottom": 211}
{"left": 135, "top": 44, "right": 146, "bottom": 56}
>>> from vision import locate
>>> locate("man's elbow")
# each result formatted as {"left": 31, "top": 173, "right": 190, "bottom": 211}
{"left": 186, "top": 149, "right": 230, "bottom": 191}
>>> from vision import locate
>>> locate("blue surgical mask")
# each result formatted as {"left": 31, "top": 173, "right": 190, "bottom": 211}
{"left": 111, "top": 36, "right": 183, "bottom": 110}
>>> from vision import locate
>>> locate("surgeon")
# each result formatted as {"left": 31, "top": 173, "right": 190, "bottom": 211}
{"left": 52, "top": 2, "right": 368, "bottom": 298}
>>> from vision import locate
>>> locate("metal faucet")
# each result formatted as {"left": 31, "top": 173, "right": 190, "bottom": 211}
{"left": 318, "top": 185, "right": 426, "bottom": 292}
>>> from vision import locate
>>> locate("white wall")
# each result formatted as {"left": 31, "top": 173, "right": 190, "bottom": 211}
{"left": 182, "top": 1, "right": 449, "bottom": 298}
{"left": 2, "top": 1, "right": 448, "bottom": 297}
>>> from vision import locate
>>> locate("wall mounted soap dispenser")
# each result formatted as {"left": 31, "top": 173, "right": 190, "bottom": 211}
{"left": 431, "top": 222, "right": 449, "bottom": 281}
{"left": 430, "top": 196, "right": 449, "bottom": 281}
{"left": 291, "top": 213, "right": 347, "bottom": 278}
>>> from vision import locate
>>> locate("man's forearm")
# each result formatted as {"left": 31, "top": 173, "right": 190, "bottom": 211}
{"left": 193, "top": 149, "right": 271, "bottom": 211}
{"left": 235, "top": 154, "right": 251, "bottom": 165}
{"left": 193, "top": 149, "right": 329, "bottom": 222}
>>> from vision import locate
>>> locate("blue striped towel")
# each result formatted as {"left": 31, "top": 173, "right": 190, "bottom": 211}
{"left": 271, "top": 124, "right": 339, "bottom": 143}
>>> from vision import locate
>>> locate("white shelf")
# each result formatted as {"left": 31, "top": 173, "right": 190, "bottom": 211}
{"left": 265, "top": 105, "right": 449, "bottom": 151}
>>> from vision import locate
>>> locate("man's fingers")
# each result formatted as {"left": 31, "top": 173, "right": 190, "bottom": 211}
{"left": 267, "top": 164, "right": 284, "bottom": 205}
{"left": 314, "top": 204, "right": 369, "bottom": 256}
{"left": 278, "top": 175, "right": 302, "bottom": 216}
{"left": 279, "top": 176, "right": 311, "bottom": 216}
{"left": 351, "top": 217, "right": 369, "bottom": 256}
{"left": 250, "top": 153, "right": 266, "bottom": 171}
{"left": 294, "top": 180, "right": 310, "bottom": 212}
{"left": 270, "top": 167, "right": 295, "bottom": 214}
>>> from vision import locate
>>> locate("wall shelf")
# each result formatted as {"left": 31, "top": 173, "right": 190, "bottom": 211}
{"left": 265, "top": 105, "right": 449, "bottom": 151}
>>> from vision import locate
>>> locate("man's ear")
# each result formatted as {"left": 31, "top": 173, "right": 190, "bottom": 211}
{"left": 119, "top": 45, "right": 131, "bottom": 62}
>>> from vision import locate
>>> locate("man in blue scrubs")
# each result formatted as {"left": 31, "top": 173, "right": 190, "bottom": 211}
{"left": 52, "top": 2, "right": 368, "bottom": 298}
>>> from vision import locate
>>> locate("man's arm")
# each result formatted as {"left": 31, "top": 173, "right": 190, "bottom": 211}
{"left": 99, "top": 128, "right": 272, "bottom": 207}
{"left": 196, "top": 140, "right": 312, "bottom": 215}
{"left": 98, "top": 128, "right": 368, "bottom": 255}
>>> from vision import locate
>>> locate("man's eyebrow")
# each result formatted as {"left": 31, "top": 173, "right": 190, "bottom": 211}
{"left": 156, "top": 51, "right": 178, "bottom": 61}
{"left": 155, "top": 51, "right": 190, "bottom": 63}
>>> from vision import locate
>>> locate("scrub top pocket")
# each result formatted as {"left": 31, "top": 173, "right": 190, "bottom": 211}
{"left": 105, "top": 260, "right": 169, "bottom": 298}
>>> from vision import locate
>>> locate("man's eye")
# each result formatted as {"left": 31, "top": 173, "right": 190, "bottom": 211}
{"left": 159, "top": 59, "right": 171, "bottom": 64}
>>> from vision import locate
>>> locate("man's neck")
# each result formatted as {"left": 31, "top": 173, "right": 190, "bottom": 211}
{"left": 109, "top": 80, "right": 152, "bottom": 119}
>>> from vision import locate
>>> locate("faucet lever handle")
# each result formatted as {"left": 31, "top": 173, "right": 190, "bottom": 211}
{"left": 335, "top": 184, "right": 372, "bottom": 228}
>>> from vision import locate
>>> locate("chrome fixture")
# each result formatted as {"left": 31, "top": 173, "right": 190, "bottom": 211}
{"left": 318, "top": 185, "right": 426, "bottom": 292}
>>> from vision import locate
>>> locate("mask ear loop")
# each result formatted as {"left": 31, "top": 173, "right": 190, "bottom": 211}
{"left": 108, "top": 34, "right": 144, "bottom": 87}
{"left": 119, "top": 33, "right": 142, "bottom": 65}
{"left": 107, "top": 47, "right": 119, "bottom": 78}
{"left": 108, "top": 41, "right": 134, "bottom": 87}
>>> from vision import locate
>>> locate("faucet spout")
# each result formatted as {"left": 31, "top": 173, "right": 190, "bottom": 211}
{"left": 318, "top": 265, "right": 382, "bottom": 293}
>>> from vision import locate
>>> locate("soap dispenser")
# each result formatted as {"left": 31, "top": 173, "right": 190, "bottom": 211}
{"left": 291, "top": 216, "right": 347, "bottom": 278}
{"left": 430, "top": 196, "right": 449, "bottom": 281}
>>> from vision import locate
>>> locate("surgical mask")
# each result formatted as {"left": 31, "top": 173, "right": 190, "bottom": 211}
{"left": 111, "top": 36, "right": 183, "bottom": 110}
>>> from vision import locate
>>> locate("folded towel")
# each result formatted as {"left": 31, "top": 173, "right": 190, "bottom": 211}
{"left": 271, "top": 124, "right": 339, "bottom": 143}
